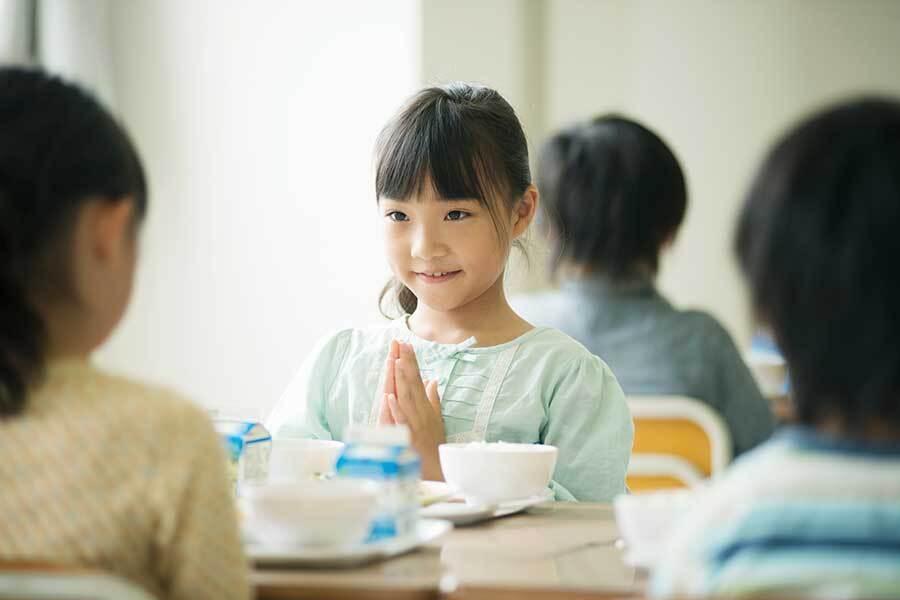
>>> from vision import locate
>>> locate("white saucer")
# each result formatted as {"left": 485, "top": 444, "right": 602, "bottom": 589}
{"left": 245, "top": 518, "right": 452, "bottom": 568}
{"left": 418, "top": 480, "right": 454, "bottom": 506}
{"left": 420, "top": 489, "right": 553, "bottom": 526}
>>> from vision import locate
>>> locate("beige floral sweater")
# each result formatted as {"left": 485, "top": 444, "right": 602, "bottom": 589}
{"left": 0, "top": 359, "right": 250, "bottom": 600}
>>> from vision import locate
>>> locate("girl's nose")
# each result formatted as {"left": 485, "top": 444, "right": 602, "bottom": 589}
{"left": 410, "top": 223, "right": 447, "bottom": 260}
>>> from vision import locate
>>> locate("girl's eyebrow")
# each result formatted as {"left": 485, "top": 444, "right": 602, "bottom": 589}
{"left": 380, "top": 196, "right": 481, "bottom": 204}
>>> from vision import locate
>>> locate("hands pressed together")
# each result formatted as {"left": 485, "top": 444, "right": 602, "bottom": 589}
{"left": 378, "top": 340, "right": 446, "bottom": 480}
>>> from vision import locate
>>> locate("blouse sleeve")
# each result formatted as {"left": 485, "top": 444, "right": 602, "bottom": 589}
{"left": 265, "top": 329, "right": 352, "bottom": 440}
{"left": 542, "top": 355, "right": 633, "bottom": 502}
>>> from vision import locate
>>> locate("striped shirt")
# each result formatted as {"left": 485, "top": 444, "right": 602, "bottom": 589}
{"left": 0, "top": 359, "right": 250, "bottom": 600}
{"left": 651, "top": 427, "right": 900, "bottom": 598}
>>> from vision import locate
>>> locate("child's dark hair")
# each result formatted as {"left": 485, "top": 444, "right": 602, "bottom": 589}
{"left": 538, "top": 115, "right": 686, "bottom": 279}
{"left": 374, "top": 82, "right": 531, "bottom": 317}
{"left": 735, "top": 97, "right": 900, "bottom": 432}
{"left": 0, "top": 67, "right": 147, "bottom": 416}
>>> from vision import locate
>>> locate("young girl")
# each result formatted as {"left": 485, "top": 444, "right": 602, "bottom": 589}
{"left": 0, "top": 68, "right": 249, "bottom": 600}
{"left": 268, "top": 82, "right": 633, "bottom": 501}
{"left": 651, "top": 99, "right": 900, "bottom": 597}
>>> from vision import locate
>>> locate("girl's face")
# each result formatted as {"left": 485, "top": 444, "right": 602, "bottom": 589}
{"left": 380, "top": 179, "right": 536, "bottom": 314}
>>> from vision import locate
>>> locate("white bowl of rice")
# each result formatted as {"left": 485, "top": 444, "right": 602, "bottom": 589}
{"left": 439, "top": 442, "right": 557, "bottom": 505}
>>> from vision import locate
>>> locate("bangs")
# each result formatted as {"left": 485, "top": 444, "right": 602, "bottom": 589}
{"left": 375, "top": 93, "right": 507, "bottom": 205}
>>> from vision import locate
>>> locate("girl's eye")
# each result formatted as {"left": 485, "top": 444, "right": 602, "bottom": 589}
{"left": 386, "top": 211, "right": 409, "bottom": 222}
{"left": 446, "top": 210, "right": 470, "bottom": 221}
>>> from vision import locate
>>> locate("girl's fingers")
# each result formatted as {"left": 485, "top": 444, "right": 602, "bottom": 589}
{"left": 425, "top": 379, "right": 441, "bottom": 417}
{"left": 393, "top": 356, "right": 424, "bottom": 429}
{"left": 401, "top": 343, "right": 420, "bottom": 369}
{"left": 382, "top": 355, "right": 395, "bottom": 396}
{"left": 387, "top": 393, "right": 406, "bottom": 424}
{"left": 378, "top": 392, "right": 395, "bottom": 425}
{"left": 383, "top": 339, "right": 401, "bottom": 396}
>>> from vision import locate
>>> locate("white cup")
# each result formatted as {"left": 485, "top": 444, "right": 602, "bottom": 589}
{"left": 613, "top": 488, "right": 697, "bottom": 568}
{"left": 244, "top": 480, "right": 377, "bottom": 547}
{"left": 267, "top": 438, "right": 345, "bottom": 482}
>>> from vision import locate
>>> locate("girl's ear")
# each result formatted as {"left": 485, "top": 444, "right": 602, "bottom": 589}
{"left": 511, "top": 184, "right": 539, "bottom": 239}
{"left": 91, "top": 197, "right": 136, "bottom": 263}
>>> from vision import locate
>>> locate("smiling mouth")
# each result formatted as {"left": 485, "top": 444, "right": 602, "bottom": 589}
{"left": 414, "top": 270, "right": 461, "bottom": 283}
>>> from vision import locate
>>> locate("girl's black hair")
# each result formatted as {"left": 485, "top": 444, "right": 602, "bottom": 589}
{"left": 374, "top": 82, "right": 531, "bottom": 317}
{"left": 0, "top": 67, "right": 147, "bottom": 416}
{"left": 537, "top": 115, "right": 686, "bottom": 279}
{"left": 735, "top": 97, "right": 900, "bottom": 432}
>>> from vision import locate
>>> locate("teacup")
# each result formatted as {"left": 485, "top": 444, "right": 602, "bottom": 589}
{"left": 613, "top": 488, "right": 697, "bottom": 568}
{"left": 267, "top": 438, "right": 345, "bottom": 482}
{"left": 244, "top": 479, "right": 377, "bottom": 547}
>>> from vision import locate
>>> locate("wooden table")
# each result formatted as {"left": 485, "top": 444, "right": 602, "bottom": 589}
{"left": 252, "top": 503, "right": 643, "bottom": 600}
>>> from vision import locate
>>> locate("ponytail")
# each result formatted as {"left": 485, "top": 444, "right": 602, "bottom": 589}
{"left": 378, "top": 278, "right": 418, "bottom": 318}
{"left": 0, "top": 273, "right": 44, "bottom": 415}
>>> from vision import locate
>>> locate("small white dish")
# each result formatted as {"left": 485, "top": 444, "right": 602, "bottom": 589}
{"left": 420, "top": 488, "right": 553, "bottom": 526}
{"left": 245, "top": 518, "right": 453, "bottom": 568}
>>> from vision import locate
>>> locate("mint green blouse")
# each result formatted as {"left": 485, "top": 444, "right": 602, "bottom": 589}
{"left": 266, "top": 319, "right": 633, "bottom": 501}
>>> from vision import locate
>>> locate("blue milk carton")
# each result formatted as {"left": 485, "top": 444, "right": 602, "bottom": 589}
{"left": 213, "top": 419, "right": 272, "bottom": 496}
{"left": 336, "top": 425, "right": 420, "bottom": 542}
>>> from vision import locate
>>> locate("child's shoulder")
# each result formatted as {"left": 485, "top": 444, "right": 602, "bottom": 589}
{"left": 521, "top": 326, "right": 603, "bottom": 360}
{"left": 34, "top": 362, "right": 217, "bottom": 454}
{"left": 516, "top": 327, "right": 614, "bottom": 375}
{"left": 310, "top": 321, "right": 403, "bottom": 356}
{"left": 62, "top": 364, "right": 212, "bottom": 435}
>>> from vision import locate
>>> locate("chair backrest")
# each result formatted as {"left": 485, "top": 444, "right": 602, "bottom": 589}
{"left": 0, "top": 562, "right": 156, "bottom": 600}
{"left": 627, "top": 395, "right": 732, "bottom": 492}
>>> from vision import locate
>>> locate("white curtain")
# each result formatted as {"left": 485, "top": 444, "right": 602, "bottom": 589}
{"left": 0, "top": 0, "right": 116, "bottom": 107}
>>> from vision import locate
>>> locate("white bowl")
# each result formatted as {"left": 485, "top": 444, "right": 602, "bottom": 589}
{"left": 439, "top": 442, "right": 557, "bottom": 505}
{"left": 267, "top": 438, "right": 345, "bottom": 482}
{"left": 613, "top": 489, "right": 697, "bottom": 568}
{"left": 243, "top": 479, "right": 377, "bottom": 547}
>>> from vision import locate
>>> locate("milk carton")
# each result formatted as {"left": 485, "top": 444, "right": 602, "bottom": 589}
{"left": 214, "top": 419, "right": 272, "bottom": 495}
{"left": 336, "top": 425, "right": 420, "bottom": 542}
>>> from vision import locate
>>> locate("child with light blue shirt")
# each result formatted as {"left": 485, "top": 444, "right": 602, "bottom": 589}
{"left": 267, "top": 83, "right": 633, "bottom": 501}
{"left": 652, "top": 98, "right": 900, "bottom": 597}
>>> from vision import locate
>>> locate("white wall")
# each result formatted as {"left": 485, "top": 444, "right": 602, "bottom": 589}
{"left": 0, "top": 0, "right": 33, "bottom": 63}
{"left": 419, "top": 0, "right": 553, "bottom": 290}
{"left": 91, "top": 0, "right": 900, "bottom": 417}
{"left": 543, "top": 0, "right": 900, "bottom": 344}
{"left": 418, "top": 0, "right": 900, "bottom": 344}
{"left": 96, "top": 1, "right": 419, "bottom": 418}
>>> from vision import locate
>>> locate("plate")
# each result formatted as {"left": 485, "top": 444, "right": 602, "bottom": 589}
{"left": 420, "top": 488, "right": 553, "bottom": 526}
{"left": 245, "top": 518, "right": 452, "bottom": 568}
{"left": 418, "top": 480, "right": 454, "bottom": 506}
